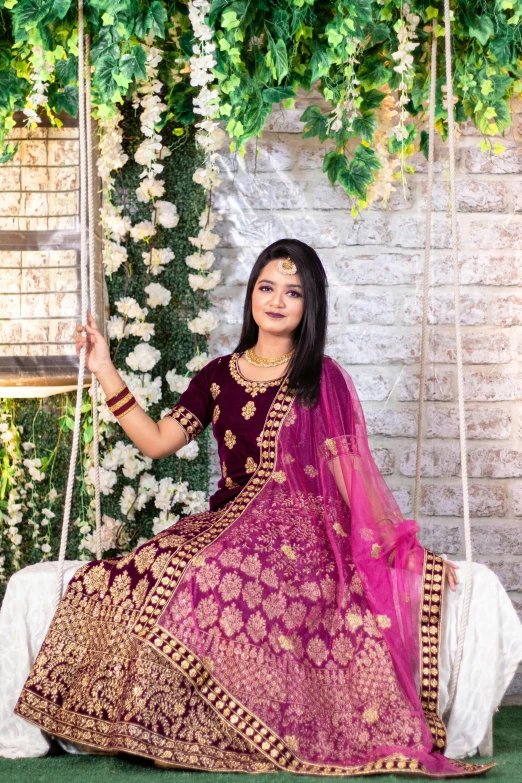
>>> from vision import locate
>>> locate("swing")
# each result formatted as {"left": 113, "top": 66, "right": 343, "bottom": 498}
{"left": 56, "top": 0, "right": 475, "bottom": 742}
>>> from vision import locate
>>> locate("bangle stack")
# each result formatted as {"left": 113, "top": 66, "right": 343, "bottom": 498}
{"left": 105, "top": 382, "right": 138, "bottom": 419}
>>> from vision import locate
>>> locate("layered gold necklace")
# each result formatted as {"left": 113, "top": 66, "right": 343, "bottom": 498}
{"left": 244, "top": 347, "right": 294, "bottom": 367}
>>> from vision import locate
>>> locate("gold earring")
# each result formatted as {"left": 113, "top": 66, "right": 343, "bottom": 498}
{"left": 277, "top": 256, "right": 297, "bottom": 275}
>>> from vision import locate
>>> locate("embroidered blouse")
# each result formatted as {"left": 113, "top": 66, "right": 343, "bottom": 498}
{"left": 163, "top": 353, "right": 285, "bottom": 511}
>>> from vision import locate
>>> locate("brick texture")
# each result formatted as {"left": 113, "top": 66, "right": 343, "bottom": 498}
{"left": 211, "top": 90, "right": 522, "bottom": 698}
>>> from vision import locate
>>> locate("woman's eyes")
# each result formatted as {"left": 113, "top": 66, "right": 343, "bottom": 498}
{"left": 258, "top": 286, "right": 302, "bottom": 298}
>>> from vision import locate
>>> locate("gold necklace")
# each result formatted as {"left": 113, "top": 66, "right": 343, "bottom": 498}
{"left": 244, "top": 347, "right": 294, "bottom": 367}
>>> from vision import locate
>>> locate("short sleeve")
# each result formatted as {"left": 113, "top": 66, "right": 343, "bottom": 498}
{"left": 162, "top": 363, "right": 213, "bottom": 443}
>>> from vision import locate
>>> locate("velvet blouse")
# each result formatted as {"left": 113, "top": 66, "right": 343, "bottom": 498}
{"left": 163, "top": 353, "right": 284, "bottom": 510}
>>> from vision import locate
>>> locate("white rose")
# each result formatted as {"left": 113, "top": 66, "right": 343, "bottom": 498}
{"left": 126, "top": 342, "right": 161, "bottom": 372}
{"left": 145, "top": 282, "right": 171, "bottom": 308}
{"left": 166, "top": 369, "right": 190, "bottom": 394}
{"left": 188, "top": 228, "right": 220, "bottom": 251}
{"left": 185, "top": 250, "right": 214, "bottom": 271}
{"left": 130, "top": 220, "right": 156, "bottom": 242}
{"left": 124, "top": 321, "right": 155, "bottom": 342}
{"left": 115, "top": 297, "right": 148, "bottom": 320}
{"left": 187, "top": 309, "right": 219, "bottom": 335}
{"left": 154, "top": 200, "right": 179, "bottom": 229}
{"left": 107, "top": 315, "right": 126, "bottom": 341}
{"left": 188, "top": 270, "right": 222, "bottom": 291}
{"left": 176, "top": 440, "right": 199, "bottom": 460}
{"left": 186, "top": 352, "right": 210, "bottom": 372}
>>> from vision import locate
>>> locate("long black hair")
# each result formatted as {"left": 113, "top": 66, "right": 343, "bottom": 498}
{"left": 234, "top": 238, "right": 328, "bottom": 408}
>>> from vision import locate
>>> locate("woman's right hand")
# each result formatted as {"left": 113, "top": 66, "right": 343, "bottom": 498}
{"left": 74, "top": 311, "right": 113, "bottom": 377}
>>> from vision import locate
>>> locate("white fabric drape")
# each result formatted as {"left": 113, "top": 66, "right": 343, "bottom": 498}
{"left": 1, "top": 559, "right": 521, "bottom": 760}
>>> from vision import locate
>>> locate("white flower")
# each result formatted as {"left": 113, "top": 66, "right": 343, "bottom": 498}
{"left": 176, "top": 440, "right": 199, "bottom": 460}
{"left": 136, "top": 176, "right": 165, "bottom": 203}
{"left": 126, "top": 342, "right": 161, "bottom": 372}
{"left": 47, "top": 488, "right": 58, "bottom": 502}
{"left": 119, "top": 370, "right": 162, "bottom": 409}
{"left": 100, "top": 202, "right": 131, "bottom": 242}
{"left": 135, "top": 472, "right": 159, "bottom": 510}
{"left": 192, "top": 165, "right": 221, "bottom": 189}
{"left": 41, "top": 508, "right": 55, "bottom": 519}
{"left": 154, "top": 200, "right": 179, "bottom": 229}
{"left": 166, "top": 369, "right": 190, "bottom": 394}
{"left": 152, "top": 510, "right": 180, "bottom": 535}
{"left": 84, "top": 514, "right": 123, "bottom": 554}
{"left": 142, "top": 247, "right": 175, "bottom": 276}
{"left": 187, "top": 309, "right": 219, "bottom": 335}
{"left": 87, "top": 465, "right": 118, "bottom": 495}
{"left": 1, "top": 430, "right": 14, "bottom": 442}
{"left": 185, "top": 250, "right": 215, "bottom": 270}
{"left": 130, "top": 221, "right": 156, "bottom": 242}
{"left": 182, "top": 490, "right": 207, "bottom": 515}
{"left": 145, "top": 282, "right": 171, "bottom": 308}
{"left": 115, "top": 297, "right": 148, "bottom": 320}
{"left": 188, "top": 228, "right": 220, "bottom": 251}
{"left": 198, "top": 207, "right": 219, "bottom": 230}
{"left": 134, "top": 137, "right": 163, "bottom": 167}
{"left": 160, "top": 407, "right": 172, "bottom": 418}
{"left": 124, "top": 321, "right": 155, "bottom": 342}
{"left": 103, "top": 242, "right": 127, "bottom": 275}
{"left": 188, "top": 270, "right": 221, "bottom": 291}
{"left": 22, "top": 442, "right": 35, "bottom": 451}
{"left": 186, "top": 352, "right": 210, "bottom": 372}
{"left": 107, "top": 315, "right": 126, "bottom": 341}
{"left": 120, "top": 485, "right": 136, "bottom": 518}
{"left": 41, "top": 543, "right": 52, "bottom": 554}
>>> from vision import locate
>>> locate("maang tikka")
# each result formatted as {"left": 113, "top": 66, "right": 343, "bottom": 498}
{"left": 277, "top": 256, "right": 297, "bottom": 275}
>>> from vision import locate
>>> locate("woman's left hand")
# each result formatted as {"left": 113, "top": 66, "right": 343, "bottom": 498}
{"left": 445, "top": 560, "right": 460, "bottom": 591}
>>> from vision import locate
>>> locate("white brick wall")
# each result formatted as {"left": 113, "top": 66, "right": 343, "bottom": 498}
{"left": 210, "top": 90, "right": 522, "bottom": 697}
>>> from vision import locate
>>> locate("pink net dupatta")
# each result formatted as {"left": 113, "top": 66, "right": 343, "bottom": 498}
{"left": 157, "top": 358, "right": 494, "bottom": 778}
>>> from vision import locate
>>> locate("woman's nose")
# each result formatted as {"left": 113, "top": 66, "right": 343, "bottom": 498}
{"left": 268, "top": 289, "right": 285, "bottom": 308}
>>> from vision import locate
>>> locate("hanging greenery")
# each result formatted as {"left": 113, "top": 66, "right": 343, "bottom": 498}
{"left": 0, "top": 0, "right": 521, "bottom": 205}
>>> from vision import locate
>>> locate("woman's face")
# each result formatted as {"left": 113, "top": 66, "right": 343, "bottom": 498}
{"left": 251, "top": 258, "right": 304, "bottom": 338}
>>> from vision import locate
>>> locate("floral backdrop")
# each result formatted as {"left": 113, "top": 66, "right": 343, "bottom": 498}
{"left": 0, "top": 0, "right": 520, "bottom": 591}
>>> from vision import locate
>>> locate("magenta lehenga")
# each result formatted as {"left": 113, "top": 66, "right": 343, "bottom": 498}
{"left": 15, "top": 355, "right": 494, "bottom": 778}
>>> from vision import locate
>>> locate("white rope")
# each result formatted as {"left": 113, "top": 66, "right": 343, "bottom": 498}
{"left": 413, "top": 33, "right": 437, "bottom": 522}
{"left": 442, "top": 0, "right": 474, "bottom": 714}
{"left": 85, "top": 34, "right": 103, "bottom": 561}
{"left": 55, "top": 0, "right": 96, "bottom": 606}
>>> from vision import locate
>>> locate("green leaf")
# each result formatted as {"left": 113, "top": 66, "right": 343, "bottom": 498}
{"left": 310, "top": 45, "right": 331, "bottom": 82}
{"left": 357, "top": 57, "right": 392, "bottom": 90}
{"left": 52, "top": 84, "right": 78, "bottom": 116}
{"left": 95, "top": 51, "right": 119, "bottom": 101}
{"left": 353, "top": 143, "right": 382, "bottom": 171}
{"left": 221, "top": 10, "right": 240, "bottom": 29}
{"left": 360, "top": 89, "right": 386, "bottom": 111}
{"left": 322, "top": 150, "right": 348, "bottom": 185}
{"left": 352, "top": 111, "right": 377, "bottom": 142}
{"left": 468, "top": 14, "right": 495, "bottom": 46}
{"left": 300, "top": 104, "right": 328, "bottom": 142}
{"left": 262, "top": 86, "right": 296, "bottom": 103}
{"left": 144, "top": 0, "right": 168, "bottom": 39}
{"left": 338, "top": 159, "right": 374, "bottom": 199}
{"left": 269, "top": 37, "right": 288, "bottom": 83}
{"left": 426, "top": 6, "right": 439, "bottom": 19}
{"left": 120, "top": 45, "right": 147, "bottom": 81}
{"left": 419, "top": 129, "right": 429, "bottom": 159}
{"left": 83, "top": 425, "right": 93, "bottom": 445}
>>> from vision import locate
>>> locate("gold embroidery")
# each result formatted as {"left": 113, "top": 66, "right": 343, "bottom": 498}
{"left": 363, "top": 707, "right": 379, "bottom": 725}
{"left": 81, "top": 564, "right": 109, "bottom": 595}
{"left": 281, "top": 544, "right": 296, "bottom": 560}
{"left": 333, "top": 522, "right": 347, "bottom": 537}
{"left": 256, "top": 433, "right": 262, "bottom": 448}
{"left": 371, "top": 544, "right": 381, "bottom": 558}
{"left": 210, "top": 383, "right": 220, "bottom": 399}
{"left": 284, "top": 453, "right": 295, "bottom": 464}
{"left": 164, "top": 404, "right": 203, "bottom": 443}
{"left": 222, "top": 462, "right": 227, "bottom": 477}
{"left": 278, "top": 634, "right": 294, "bottom": 651}
{"left": 361, "top": 528, "right": 374, "bottom": 541}
{"left": 224, "top": 430, "right": 236, "bottom": 449}
{"left": 272, "top": 470, "right": 286, "bottom": 484}
{"left": 229, "top": 354, "right": 283, "bottom": 397}
{"left": 319, "top": 434, "right": 359, "bottom": 462}
{"left": 245, "top": 457, "right": 257, "bottom": 474}
{"left": 213, "top": 405, "right": 220, "bottom": 424}
{"left": 134, "top": 545, "right": 157, "bottom": 574}
{"left": 346, "top": 612, "right": 364, "bottom": 632}
{"left": 225, "top": 476, "right": 238, "bottom": 489}
{"left": 284, "top": 408, "right": 297, "bottom": 427}
{"left": 376, "top": 614, "right": 392, "bottom": 629}
{"left": 241, "top": 400, "right": 256, "bottom": 419}
{"left": 325, "top": 438, "right": 338, "bottom": 456}
{"left": 304, "top": 464, "right": 318, "bottom": 477}
{"left": 283, "top": 735, "right": 299, "bottom": 752}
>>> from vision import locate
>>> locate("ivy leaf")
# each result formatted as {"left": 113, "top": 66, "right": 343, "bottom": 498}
{"left": 338, "top": 158, "right": 374, "bottom": 199}
{"left": 269, "top": 37, "right": 288, "bottom": 83}
{"left": 357, "top": 57, "right": 392, "bottom": 90}
{"left": 120, "top": 45, "right": 147, "bottom": 81}
{"left": 300, "top": 104, "right": 328, "bottom": 142}
{"left": 353, "top": 143, "right": 382, "bottom": 171}
{"left": 369, "top": 22, "right": 391, "bottom": 45}
{"left": 262, "top": 86, "right": 296, "bottom": 103}
{"left": 420, "top": 129, "right": 429, "bottom": 159}
{"left": 360, "top": 89, "right": 386, "bottom": 111}
{"left": 468, "top": 14, "right": 495, "bottom": 46}
{"left": 143, "top": 0, "right": 168, "bottom": 39}
{"left": 52, "top": 84, "right": 78, "bottom": 116}
{"left": 55, "top": 55, "right": 77, "bottom": 84}
{"left": 95, "top": 51, "right": 119, "bottom": 102}
{"left": 310, "top": 45, "right": 331, "bottom": 82}
{"left": 322, "top": 151, "right": 348, "bottom": 185}
{"left": 90, "top": 29, "right": 117, "bottom": 62}
{"left": 352, "top": 111, "right": 377, "bottom": 142}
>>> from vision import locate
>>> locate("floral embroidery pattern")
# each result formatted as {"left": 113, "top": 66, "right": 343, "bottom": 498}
{"left": 210, "top": 383, "right": 220, "bottom": 400}
{"left": 241, "top": 400, "right": 256, "bottom": 419}
{"left": 224, "top": 430, "right": 236, "bottom": 449}
{"left": 212, "top": 405, "right": 220, "bottom": 424}
{"left": 245, "top": 457, "right": 257, "bottom": 474}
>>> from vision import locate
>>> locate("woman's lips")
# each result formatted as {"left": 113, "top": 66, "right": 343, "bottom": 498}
{"left": 265, "top": 311, "right": 285, "bottom": 318}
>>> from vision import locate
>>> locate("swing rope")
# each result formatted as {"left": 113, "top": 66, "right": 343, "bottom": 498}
{"left": 54, "top": 0, "right": 102, "bottom": 610}
{"left": 414, "top": 4, "right": 474, "bottom": 716}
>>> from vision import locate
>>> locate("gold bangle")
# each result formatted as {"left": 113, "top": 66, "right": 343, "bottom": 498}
{"left": 109, "top": 391, "right": 134, "bottom": 413}
{"left": 116, "top": 400, "right": 138, "bottom": 419}
{"left": 105, "top": 382, "right": 127, "bottom": 406}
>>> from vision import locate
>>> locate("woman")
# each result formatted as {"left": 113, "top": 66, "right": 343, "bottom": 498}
{"left": 15, "top": 239, "right": 495, "bottom": 777}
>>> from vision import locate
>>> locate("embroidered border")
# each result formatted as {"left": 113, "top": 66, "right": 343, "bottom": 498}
{"left": 318, "top": 434, "right": 359, "bottom": 461}
{"left": 229, "top": 353, "right": 284, "bottom": 397}
{"left": 163, "top": 404, "right": 203, "bottom": 443}
{"left": 419, "top": 549, "right": 447, "bottom": 752}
